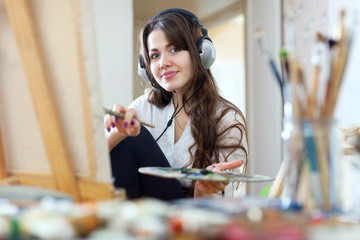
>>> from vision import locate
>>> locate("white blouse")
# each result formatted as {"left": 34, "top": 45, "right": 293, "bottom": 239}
{"left": 129, "top": 89, "right": 248, "bottom": 197}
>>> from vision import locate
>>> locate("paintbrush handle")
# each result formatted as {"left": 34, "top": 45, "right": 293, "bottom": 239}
{"left": 104, "top": 108, "right": 155, "bottom": 128}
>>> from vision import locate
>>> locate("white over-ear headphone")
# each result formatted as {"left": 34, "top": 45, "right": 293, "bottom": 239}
{"left": 138, "top": 8, "right": 216, "bottom": 84}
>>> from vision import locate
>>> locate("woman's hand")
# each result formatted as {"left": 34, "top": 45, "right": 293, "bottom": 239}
{"left": 104, "top": 104, "right": 141, "bottom": 150}
{"left": 194, "top": 160, "right": 244, "bottom": 198}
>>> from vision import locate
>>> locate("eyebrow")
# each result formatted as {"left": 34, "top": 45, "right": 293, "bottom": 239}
{"left": 149, "top": 43, "right": 173, "bottom": 52}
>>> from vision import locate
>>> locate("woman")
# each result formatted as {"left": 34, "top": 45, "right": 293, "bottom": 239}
{"left": 105, "top": 8, "right": 248, "bottom": 200}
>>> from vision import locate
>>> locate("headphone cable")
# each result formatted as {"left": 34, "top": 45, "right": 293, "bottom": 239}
{"left": 155, "top": 83, "right": 203, "bottom": 142}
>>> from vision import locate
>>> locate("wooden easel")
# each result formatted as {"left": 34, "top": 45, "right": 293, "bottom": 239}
{"left": 0, "top": 123, "right": 7, "bottom": 180}
{"left": 0, "top": 0, "right": 120, "bottom": 202}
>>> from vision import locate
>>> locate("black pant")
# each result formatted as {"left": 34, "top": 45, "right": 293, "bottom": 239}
{"left": 110, "top": 126, "right": 186, "bottom": 201}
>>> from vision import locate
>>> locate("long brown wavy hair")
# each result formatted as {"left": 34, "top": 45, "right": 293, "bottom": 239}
{"left": 140, "top": 10, "right": 248, "bottom": 194}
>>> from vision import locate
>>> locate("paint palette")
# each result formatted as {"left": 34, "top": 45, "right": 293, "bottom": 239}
{"left": 138, "top": 167, "right": 274, "bottom": 182}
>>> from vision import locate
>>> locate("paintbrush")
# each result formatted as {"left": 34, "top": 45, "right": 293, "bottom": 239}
{"left": 327, "top": 11, "right": 353, "bottom": 117}
{"left": 104, "top": 108, "right": 155, "bottom": 128}
{"left": 268, "top": 159, "right": 286, "bottom": 198}
{"left": 322, "top": 10, "right": 353, "bottom": 117}
{"left": 280, "top": 48, "right": 290, "bottom": 84}
{"left": 254, "top": 28, "right": 284, "bottom": 99}
{"left": 306, "top": 33, "right": 325, "bottom": 118}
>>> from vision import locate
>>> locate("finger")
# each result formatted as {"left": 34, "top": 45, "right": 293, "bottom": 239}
{"left": 212, "top": 160, "right": 244, "bottom": 171}
{"left": 127, "top": 118, "right": 141, "bottom": 136}
{"left": 110, "top": 104, "right": 122, "bottom": 124}
{"left": 123, "top": 108, "right": 137, "bottom": 130}
{"left": 206, "top": 164, "right": 216, "bottom": 170}
{"left": 104, "top": 113, "right": 111, "bottom": 133}
{"left": 111, "top": 104, "right": 126, "bottom": 132}
{"left": 222, "top": 160, "right": 244, "bottom": 170}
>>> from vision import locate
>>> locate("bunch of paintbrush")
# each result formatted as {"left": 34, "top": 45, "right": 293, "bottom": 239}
{"left": 258, "top": 10, "right": 355, "bottom": 211}
{"left": 299, "top": 11, "right": 353, "bottom": 211}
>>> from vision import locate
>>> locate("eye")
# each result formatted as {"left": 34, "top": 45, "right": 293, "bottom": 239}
{"left": 150, "top": 53, "right": 159, "bottom": 60}
{"left": 171, "top": 47, "right": 180, "bottom": 53}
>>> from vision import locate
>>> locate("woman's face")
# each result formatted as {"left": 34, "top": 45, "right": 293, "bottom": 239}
{"left": 147, "top": 29, "right": 193, "bottom": 93}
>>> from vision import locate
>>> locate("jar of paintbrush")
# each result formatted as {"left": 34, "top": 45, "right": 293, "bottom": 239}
{"left": 279, "top": 54, "right": 340, "bottom": 212}
{"left": 279, "top": 8, "right": 353, "bottom": 212}
{"left": 257, "top": 9, "right": 354, "bottom": 213}
{"left": 281, "top": 116, "right": 340, "bottom": 212}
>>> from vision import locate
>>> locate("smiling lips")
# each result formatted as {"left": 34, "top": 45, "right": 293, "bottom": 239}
{"left": 161, "top": 71, "right": 178, "bottom": 80}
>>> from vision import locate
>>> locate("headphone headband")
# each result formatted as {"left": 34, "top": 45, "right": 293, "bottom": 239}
{"left": 151, "top": 8, "right": 204, "bottom": 28}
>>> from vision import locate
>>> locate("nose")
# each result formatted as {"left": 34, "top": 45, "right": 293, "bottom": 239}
{"left": 159, "top": 53, "right": 171, "bottom": 69}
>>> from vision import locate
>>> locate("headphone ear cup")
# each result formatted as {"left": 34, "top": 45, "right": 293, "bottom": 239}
{"left": 199, "top": 37, "right": 216, "bottom": 69}
{"left": 138, "top": 55, "right": 150, "bottom": 83}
